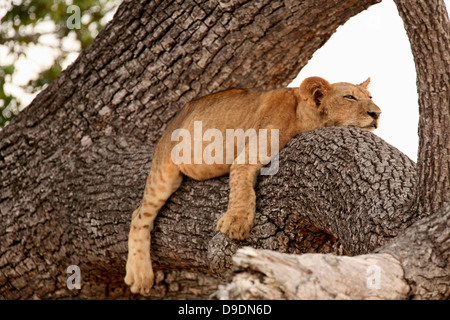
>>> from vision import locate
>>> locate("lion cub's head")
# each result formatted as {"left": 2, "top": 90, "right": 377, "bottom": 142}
{"left": 299, "top": 76, "right": 381, "bottom": 132}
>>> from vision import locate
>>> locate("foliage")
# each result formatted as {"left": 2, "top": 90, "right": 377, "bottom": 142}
{"left": 0, "top": 0, "right": 119, "bottom": 127}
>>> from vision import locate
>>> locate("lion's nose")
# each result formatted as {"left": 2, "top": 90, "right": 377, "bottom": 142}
{"left": 367, "top": 111, "right": 381, "bottom": 120}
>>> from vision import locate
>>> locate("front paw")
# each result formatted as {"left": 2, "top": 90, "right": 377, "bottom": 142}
{"left": 216, "top": 209, "right": 254, "bottom": 240}
{"left": 125, "top": 253, "right": 154, "bottom": 296}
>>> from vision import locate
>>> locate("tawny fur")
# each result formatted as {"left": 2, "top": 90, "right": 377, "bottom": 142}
{"left": 125, "top": 76, "right": 381, "bottom": 295}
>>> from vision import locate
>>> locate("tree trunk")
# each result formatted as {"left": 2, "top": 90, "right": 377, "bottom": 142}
{"left": 8, "top": 0, "right": 448, "bottom": 300}
{"left": 393, "top": 0, "right": 450, "bottom": 218}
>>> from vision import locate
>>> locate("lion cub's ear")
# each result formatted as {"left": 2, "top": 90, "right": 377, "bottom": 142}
{"left": 359, "top": 77, "right": 371, "bottom": 89}
{"left": 299, "top": 76, "right": 333, "bottom": 108}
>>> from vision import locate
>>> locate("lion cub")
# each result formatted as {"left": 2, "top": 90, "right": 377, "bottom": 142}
{"left": 125, "top": 76, "right": 381, "bottom": 295}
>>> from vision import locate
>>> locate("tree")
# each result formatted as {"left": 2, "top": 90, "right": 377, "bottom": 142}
{"left": 394, "top": 0, "right": 449, "bottom": 218}
{"left": 0, "top": 0, "right": 447, "bottom": 300}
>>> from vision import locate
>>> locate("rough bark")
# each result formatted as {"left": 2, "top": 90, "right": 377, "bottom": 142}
{"left": 379, "top": 204, "right": 450, "bottom": 299}
{"left": 213, "top": 204, "right": 450, "bottom": 300}
{"left": 393, "top": 0, "right": 450, "bottom": 218}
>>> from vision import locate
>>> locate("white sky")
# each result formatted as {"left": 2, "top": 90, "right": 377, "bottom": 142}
{"left": 291, "top": 1, "right": 407, "bottom": 161}
{"left": 290, "top": 0, "right": 448, "bottom": 161}
{"left": 3, "top": 0, "right": 449, "bottom": 161}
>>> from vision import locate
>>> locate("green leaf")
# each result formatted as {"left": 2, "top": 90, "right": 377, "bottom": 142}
{"left": 0, "top": 0, "right": 120, "bottom": 127}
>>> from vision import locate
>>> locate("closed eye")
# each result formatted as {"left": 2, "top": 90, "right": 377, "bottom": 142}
{"left": 344, "top": 95, "right": 357, "bottom": 101}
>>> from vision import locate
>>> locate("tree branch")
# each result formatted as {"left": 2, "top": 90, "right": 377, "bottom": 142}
{"left": 213, "top": 248, "right": 408, "bottom": 300}
{"left": 0, "top": 126, "right": 416, "bottom": 299}
{"left": 213, "top": 204, "right": 449, "bottom": 300}
{"left": 393, "top": 0, "right": 450, "bottom": 217}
